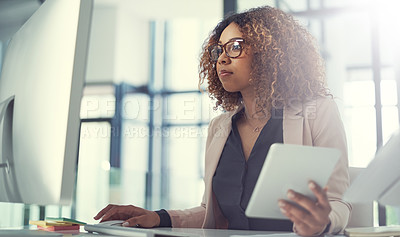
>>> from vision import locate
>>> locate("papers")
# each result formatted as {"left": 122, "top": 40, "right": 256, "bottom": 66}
{"left": 28, "top": 220, "right": 73, "bottom": 227}
{"left": 45, "top": 217, "right": 86, "bottom": 225}
{"left": 37, "top": 225, "right": 80, "bottom": 231}
{"left": 29, "top": 217, "right": 85, "bottom": 232}
{"left": 344, "top": 226, "right": 400, "bottom": 237}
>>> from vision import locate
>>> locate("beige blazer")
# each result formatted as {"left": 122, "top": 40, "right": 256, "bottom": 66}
{"left": 167, "top": 97, "right": 351, "bottom": 234}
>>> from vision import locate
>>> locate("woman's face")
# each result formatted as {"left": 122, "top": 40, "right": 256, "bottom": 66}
{"left": 216, "top": 22, "right": 253, "bottom": 94}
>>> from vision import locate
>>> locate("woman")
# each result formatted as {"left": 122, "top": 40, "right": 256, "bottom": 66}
{"left": 94, "top": 6, "right": 351, "bottom": 236}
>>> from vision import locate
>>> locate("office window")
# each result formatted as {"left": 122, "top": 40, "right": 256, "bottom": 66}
{"left": 343, "top": 78, "right": 377, "bottom": 167}
{"left": 238, "top": 0, "right": 276, "bottom": 10}
{"left": 238, "top": 0, "right": 310, "bottom": 12}
{"left": 149, "top": 18, "right": 220, "bottom": 210}
{"left": 81, "top": 95, "right": 116, "bottom": 119}
{"left": 164, "top": 93, "right": 202, "bottom": 125}
{"left": 324, "top": 0, "right": 366, "bottom": 8}
{"left": 0, "top": 203, "right": 24, "bottom": 228}
{"left": 381, "top": 70, "right": 399, "bottom": 144}
{"left": 164, "top": 125, "right": 206, "bottom": 209}
{"left": 75, "top": 85, "right": 116, "bottom": 223}
{"left": 164, "top": 20, "right": 206, "bottom": 91}
{"left": 75, "top": 121, "right": 111, "bottom": 222}
{"left": 75, "top": 16, "right": 222, "bottom": 214}
{"left": 120, "top": 94, "right": 150, "bottom": 207}
{"left": 76, "top": 87, "right": 151, "bottom": 223}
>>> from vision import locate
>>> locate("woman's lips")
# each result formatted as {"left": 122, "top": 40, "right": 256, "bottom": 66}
{"left": 219, "top": 70, "right": 233, "bottom": 77}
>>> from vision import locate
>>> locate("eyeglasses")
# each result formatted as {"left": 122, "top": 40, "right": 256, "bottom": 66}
{"left": 208, "top": 38, "right": 245, "bottom": 63}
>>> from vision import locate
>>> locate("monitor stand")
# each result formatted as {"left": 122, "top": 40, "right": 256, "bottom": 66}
{"left": 0, "top": 95, "right": 22, "bottom": 203}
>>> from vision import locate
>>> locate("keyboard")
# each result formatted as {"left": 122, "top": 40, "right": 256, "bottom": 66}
{"left": 84, "top": 223, "right": 280, "bottom": 237}
{"left": 84, "top": 222, "right": 195, "bottom": 237}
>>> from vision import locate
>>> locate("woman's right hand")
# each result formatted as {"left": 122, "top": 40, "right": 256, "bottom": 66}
{"left": 93, "top": 204, "right": 160, "bottom": 228}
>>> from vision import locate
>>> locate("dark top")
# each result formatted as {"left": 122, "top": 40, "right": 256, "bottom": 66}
{"left": 212, "top": 109, "right": 293, "bottom": 231}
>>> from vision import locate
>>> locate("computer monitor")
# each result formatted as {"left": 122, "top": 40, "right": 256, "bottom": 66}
{"left": 344, "top": 129, "right": 400, "bottom": 206}
{"left": 0, "top": 0, "right": 93, "bottom": 206}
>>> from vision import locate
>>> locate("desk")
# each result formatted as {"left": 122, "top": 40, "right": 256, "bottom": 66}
{"left": 85, "top": 225, "right": 279, "bottom": 237}
{"left": 152, "top": 228, "right": 280, "bottom": 236}
{"left": 0, "top": 226, "right": 345, "bottom": 237}
{"left": 85, "top": 226, "right": 345, "bottom": 237}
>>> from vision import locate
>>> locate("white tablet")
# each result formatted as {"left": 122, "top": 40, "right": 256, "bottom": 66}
{"left": 245, "top": 143, "right": 340, "bottom": 220}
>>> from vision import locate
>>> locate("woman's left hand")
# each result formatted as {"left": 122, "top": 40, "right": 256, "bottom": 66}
{"left": 278, "top": 181, "right": 331, "bottom": 236}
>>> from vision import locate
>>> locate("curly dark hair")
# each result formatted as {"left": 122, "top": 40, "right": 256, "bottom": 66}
{"left": 199, "top": 6, "right": 330, "bottom": 114}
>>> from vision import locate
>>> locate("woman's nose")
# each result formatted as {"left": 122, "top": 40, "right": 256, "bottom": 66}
{"left": 218, "top": 52, "right": 230, "bottom": 65}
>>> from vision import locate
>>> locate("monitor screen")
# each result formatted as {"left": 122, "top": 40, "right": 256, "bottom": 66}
{"left": 0, "top": 0, "right": 93, "bottom": 205}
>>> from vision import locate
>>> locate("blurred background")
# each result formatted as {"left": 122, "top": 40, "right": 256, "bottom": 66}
{"left": 0, "top": 0, "right": 399, "bottom": 229}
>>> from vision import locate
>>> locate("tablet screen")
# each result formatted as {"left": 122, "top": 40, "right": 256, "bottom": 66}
{"left": 245, "top": 143, "right": 340, "bottom": 219}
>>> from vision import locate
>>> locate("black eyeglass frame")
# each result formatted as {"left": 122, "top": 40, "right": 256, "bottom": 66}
{"left": 208, "top": 38, "right": 245, "bottom": 63}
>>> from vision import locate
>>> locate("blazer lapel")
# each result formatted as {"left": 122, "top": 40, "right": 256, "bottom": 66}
{"left": 204, "top": 115, "right": 232, "bottom": 179}
{"left": 283, "top": 102, "right": 304, "bottom": 145}
{"left": 202, "top": 113, "right": 233, "bottom": 228}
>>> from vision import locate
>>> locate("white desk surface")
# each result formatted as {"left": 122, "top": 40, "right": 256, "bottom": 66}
{"left": 0, "top": 226, "right": 345, "bottom": 237}
{"left": 84, "top": 225, "right": 282, "bottom": 237}
{"left": 156, "top": 228, "right": 281, "bottom": 236}
{"left": 93, "top": 227, "right": 344, "bottom": 237}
